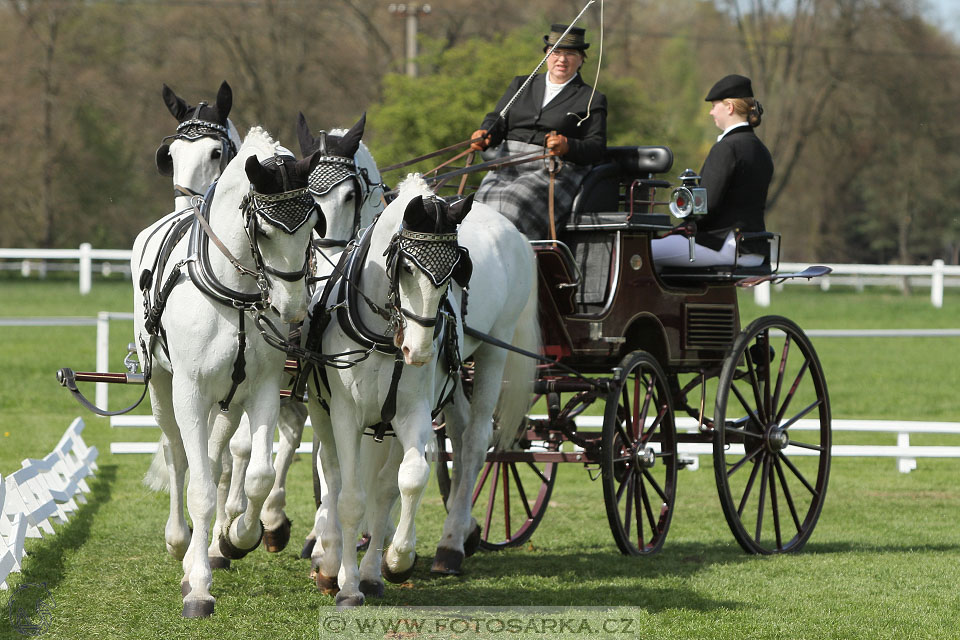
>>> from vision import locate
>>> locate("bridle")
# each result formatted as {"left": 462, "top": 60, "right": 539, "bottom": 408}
{"left": 383, "top": 226, "right": 468, "bottom": 337}
{"left": 306, "top": 130, "right": 384, "bottom": 250}
{"left": 187, "top": 157, "right": 317, "bottom": 312}
{"left": 156, "top": 101, "right": 239, "bottom": 197}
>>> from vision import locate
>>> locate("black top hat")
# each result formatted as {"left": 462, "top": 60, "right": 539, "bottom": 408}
{"left": 543, "top": 24, "right": 590, "bottom": 51}
{"left": 705, "top": 74, "right": 754, "bottom": 102}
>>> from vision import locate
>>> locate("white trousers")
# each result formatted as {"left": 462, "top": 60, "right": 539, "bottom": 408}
{"left": 651, "top": 231, "right": 765, "bottom": 269}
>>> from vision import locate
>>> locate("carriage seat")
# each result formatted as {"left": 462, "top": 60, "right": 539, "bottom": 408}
{"left": 657, "top": 231, "right": 781, "bottom": 284}
{"left": 562, "top": 146, "right": 675, "bottom": 307}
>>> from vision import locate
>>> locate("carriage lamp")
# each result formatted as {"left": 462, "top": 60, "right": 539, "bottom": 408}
{"left": 670, "top": 169, "right": 707, "bottom": 218}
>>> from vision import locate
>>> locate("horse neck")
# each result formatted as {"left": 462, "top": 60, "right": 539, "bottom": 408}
{"left": 352, "top": 206, "right": 399, "bottom": 329}
{"left": 206, "top": 192, "right": 259, "bottom": 291}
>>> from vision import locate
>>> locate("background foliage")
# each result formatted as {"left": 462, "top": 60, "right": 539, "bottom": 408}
{"left": 2, "top": 0, "right": 960, "bottom": 263}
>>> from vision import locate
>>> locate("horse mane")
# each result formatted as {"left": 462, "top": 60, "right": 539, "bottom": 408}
{"left": 240, "top": 125, "right": 281, "bottom": 158}
{"left": 396, "top": 173, "right": 434, "bottom": 201}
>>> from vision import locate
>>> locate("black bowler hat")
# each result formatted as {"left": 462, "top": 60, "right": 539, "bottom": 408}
{"left": 705, "top": 74, "right": 754, "bottom": 102}
{"left": 543, "top": 24, "right": 590, "bottom": 51}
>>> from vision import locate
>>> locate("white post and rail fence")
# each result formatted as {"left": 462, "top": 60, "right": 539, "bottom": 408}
{"left": 2, "top": 247, "right": 959, "bottom": 306}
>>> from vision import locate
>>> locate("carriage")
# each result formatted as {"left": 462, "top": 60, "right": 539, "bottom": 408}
{"left": 432, "top": 144, "right": 832, "bottom": 557}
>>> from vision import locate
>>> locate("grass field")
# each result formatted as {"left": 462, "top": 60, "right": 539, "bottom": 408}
{"left": 1, "top": 274, "right": 959, "bottom": 639}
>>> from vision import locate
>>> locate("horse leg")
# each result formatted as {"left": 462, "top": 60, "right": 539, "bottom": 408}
{"left": 431, "top": 386, "right": 478, "bottom": 574}
{"left": 436, "top": 347, "right": 508, "bottom": 573}
{"left": 307, "top": 396, "right": 341, "bottom": 593}
{"left": 357, "top": 437, "right": 401, "bottom": 598}
{"left": 146, "top": 370, "right": 191, "bottom": 562}
{"left": 171, "top": 388, "right": 217, "bottom": 618}
{"left": 263, "top": 398, "right": 307, "bottom": 552}
{"left": 381, "top": 409, "right": 432, "bottom": 586}
{"left": 330, "top": 403, "right": 365, "bottom": 609}
{"left": 207, "top": 410, "right": 241, "bottom": 569}
{"left": 222, "top": 392, "right": 280, "bottom": 557}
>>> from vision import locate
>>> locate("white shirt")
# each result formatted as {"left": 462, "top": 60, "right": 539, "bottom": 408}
{"left": 542, "top": 74, "right": 577, "bottom": 108}
{"left": 717, "top": 121, "right": 750, "bottom": 142}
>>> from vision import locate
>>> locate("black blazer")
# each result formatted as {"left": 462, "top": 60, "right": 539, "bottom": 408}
{"left": 696, "top": 125, "right": 774, "bottom": 252}
{"left": 480, "top": 73, "right": 607, "bottom": 166}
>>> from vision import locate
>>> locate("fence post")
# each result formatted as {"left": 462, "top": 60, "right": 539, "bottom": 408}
{"left": 931, "top": 259, "right": 944, "bottom": 308}
{"left": 96, "top": 312, "right": 110, "bottom": 413}
{"left": 754, "top": 281, "right": 771, "bottom": 307}
{"left": 79, "top": 242, "right": 92, "bottom": 295}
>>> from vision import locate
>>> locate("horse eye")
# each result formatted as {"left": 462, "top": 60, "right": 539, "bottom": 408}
{"left": 345, "top": 192, "right": 355, "bottom": 201}
{"left": 211, "top": 149, "right": 222, "bottom": 160}
{"left": 401, "top": 263, "right": 414, "bottom": 275}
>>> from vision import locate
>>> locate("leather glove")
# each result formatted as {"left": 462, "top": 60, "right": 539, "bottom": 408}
{"left": 470, "top": 129, "right": 489, "bottom": 151}
{"left": 545, "top": 131, "right": 569, "bottom": 156}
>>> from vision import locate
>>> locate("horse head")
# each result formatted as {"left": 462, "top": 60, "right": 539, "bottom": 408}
{"left": 297, "top": 112, "right": 373, "bottom": 246}
{"left": 156, "top": 81, "right": 241, "bottom": 197}
{"left": 389, "top": 194, "right": 473, "bottom": 366}
{"left": 244, "top": 151, "right": 326, "bottom": 323}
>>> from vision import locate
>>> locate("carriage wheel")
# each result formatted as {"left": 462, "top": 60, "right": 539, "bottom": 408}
{"left": 435, "top": 428, "right": 557, "bottom": 551}
{"left": 601, "top": 350, "right": 678, "bottom": 556}
{"left": 714, "top": 315, "right": 831, "bottom": 555}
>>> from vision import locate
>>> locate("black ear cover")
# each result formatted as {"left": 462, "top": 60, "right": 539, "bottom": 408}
{"left": 156, "top": 144, "right": 173, "bottom": 176}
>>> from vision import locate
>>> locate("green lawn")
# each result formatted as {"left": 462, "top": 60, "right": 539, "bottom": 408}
{"left": 1, "top": 275, "right": 959, "bottom": 639}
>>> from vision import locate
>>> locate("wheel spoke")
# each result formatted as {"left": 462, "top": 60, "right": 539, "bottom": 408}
{"left": 623, "top": 470, "right": 635, "bottom": 540}
{"left": 640, "top": 467, "right": 667, "bottom": 504}
{"left": 775, "top": 458, "right": 803, "bottom": 533}
{"left": 482, "top": 462, "right": 501, "bottom": 541}
{"left": 639, "top": 477, "right": 658, "bottom": 540}
{"left": 524, "top": 461, "right": 549, "bottom": 485}
{"left": 755, "top": 454, "right": 770, "bottom": 543}
{"left": 727, "top": 444, "right": 763, "bottom": 477}
{"left": 781, "top": 399, "right": 823, "bottom": 431}
{"left": 737, "top": 453, "right": 763, "bottom": 517}
{"left": 616, "top": 465, "right": 632, "bottom": 503}
{"left": 641, "top": 403, "right": 667, "bottom": 444}
{"left": 771, "top": 334, "right": 792, "bottom": 417}
{"left": 509, "top": 462, "right": 534, "bottom": 520}
{"left": 731, "top": 382, "right": 766, "bottom": 431}
{"left": 759, "top": 332, "right": 773, "bottom": 421}
{"left": 770, "top": 458, "right": 782, "bottom": 550}
{"left": 724, "top": 424, "right": 764, "bottom": 440}
{"left": 743, "top": 334, "right": 768, "bottom": 424}
{"left": 774, "top": 358, "right": 811, "bottom": 424}
{"left": 501, "top": 463, "right": 511, "bottom": 541}
{"left": 634, "top": 474, "right": 645, "bottom": 548}
{"left": 785, "top": 439, "right": 824, "bottom": 453}
{"left": 779, "top": 451, "right": 819, "bottom": 497}
{"left": 472, "top": 461, "right": 495, "bottom": 507}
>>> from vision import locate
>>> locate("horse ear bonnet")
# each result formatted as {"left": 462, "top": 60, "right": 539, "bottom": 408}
{"left": 155, "top": 144, "right": 174, "bottom": 176}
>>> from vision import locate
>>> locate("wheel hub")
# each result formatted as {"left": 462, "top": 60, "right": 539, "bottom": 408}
{"left": 635, "top": 446, "right": 657, "bottom": 469}
{"left": 765, "top": 425, "right": 789, "bottom": 452}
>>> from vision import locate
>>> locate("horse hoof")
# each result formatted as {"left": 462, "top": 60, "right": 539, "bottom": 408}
{"left": 208, "top": 556, "right": 231, "bottom": 570}
{"left": 335, "top": 593, "right": 365, "bottom": 610}
{"left": 264, "top": 516, "right": 292, "bottom": 553}
{"left": 431, "top": 547, "right": 464, "bottom": 575}
{"left": 464, "top": 524, "right": 482, "bottom": 558}
{"left": 300, "top": 536, "right": 317, "bottom": 559}
{"left": 182, "top": 599, "right": 215, "bottom": 618}
{"left": 359, "top": 579, "right": 385, "bottom": 598}
{"left": 315, "top": 572, "right": 339, "bottom": 595}
{"left": 219, "top": 522, "right": 263, "bottom": 560}
{"left": 382, "top": 552, "right": 417, "bottom": 584}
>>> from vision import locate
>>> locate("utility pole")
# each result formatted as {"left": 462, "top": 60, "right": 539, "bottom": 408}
{"left": 388, "top": 3, "right": 431, "bottom": 77}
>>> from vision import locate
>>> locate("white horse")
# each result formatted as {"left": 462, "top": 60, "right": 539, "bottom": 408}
{"left": 132, "top": 126, "right": 322, "bottom": 617}
{"left": 305, "top": 175, "right": 539, "bottom": 607}
{"left": 256, "top": 112, "right": 385, "bottom": 552}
